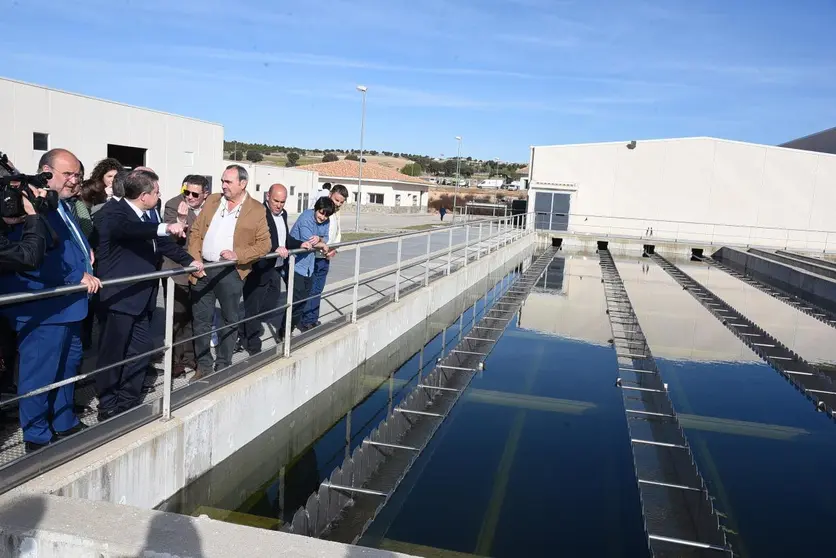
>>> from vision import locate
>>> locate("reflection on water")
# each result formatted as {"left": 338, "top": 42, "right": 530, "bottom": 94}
{"left": 162, "top": 251, "right": 836, "bottom": 558}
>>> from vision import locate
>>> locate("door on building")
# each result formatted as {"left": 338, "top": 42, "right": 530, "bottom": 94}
{"left": 296, "top": 193, "right": 309, "bottom": 213}
{"left": 533, "top": 191, "right": 571, "bottom": 232}
{"left": 107, "top": 144, "right": 146, "bottom": 169}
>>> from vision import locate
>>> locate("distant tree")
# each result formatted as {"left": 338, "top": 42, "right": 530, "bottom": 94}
{"left": 246, "top": 150, "right": 263, "bottom": 163}
{"left": 286, "top": 152, "right": 300, "bottom": 166}
{"left": 401, "top": 163, "right": 423, "bottom": 177}
{"left": 460, "top": 162, "right": 474, "bottom": 177}
{"left": 427, "top": 160, "right": 444, "bottom": 175}
{"left": 443, "top": 159, "right": 458, "bottom": 176}
{"left": 368, "top": 150, "right": 379, "bottom": 156}
{"left": 228, "top": 151, "right": 244, "bottom": 161}
{"left": 345, "top": 153, "right": 359, "bottom": 161}
{"left": 393, "top": 152, "right": 401, "bottom": 158}
{"left": 322, "top": 152, "right": 339, "bottom": 163}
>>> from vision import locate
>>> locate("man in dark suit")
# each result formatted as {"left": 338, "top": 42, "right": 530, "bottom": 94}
{"left": 162, "top": 175, "right": 209, "bottom": 376}
{"left": 0, "top": 148, "right": 102, "bottom": 451}
{"left": 237, "top": 183, "right": 316, "bottom": 354}
{"left": 93, "top": 169, "right": 203, "bottom": 420}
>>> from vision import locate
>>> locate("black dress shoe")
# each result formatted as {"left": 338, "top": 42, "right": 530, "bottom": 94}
{"left": 25, "top": 440, "right": 51, "bottom": 452}
{"left": 55, "top": 422, "right": 89, "bottom": 439}
{"left": 97, "top": 408, "right": 119, "bottom": 422}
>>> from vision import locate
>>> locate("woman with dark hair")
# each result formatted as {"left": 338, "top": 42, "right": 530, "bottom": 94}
{"left": 87, "top": 157, "right": 123, "bottom": 201}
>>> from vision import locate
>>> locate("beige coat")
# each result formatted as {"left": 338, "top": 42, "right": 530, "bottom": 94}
{"left": 187, "top": 193, "right": 271, "bottom": 282}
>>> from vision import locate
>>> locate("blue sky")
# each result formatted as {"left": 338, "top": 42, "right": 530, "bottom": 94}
{"left": 4, "top": 0, "right": 836, "bottom": 162}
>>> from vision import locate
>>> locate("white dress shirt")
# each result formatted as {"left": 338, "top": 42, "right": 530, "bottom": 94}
{"left": 202, "top": 198, "right": 243, "bottom": 262}
{"left": 126, "top": 200, "right": 169, "bottom": 252}
{"left": 271, "top": 210, "right": 288, "bottom": 267}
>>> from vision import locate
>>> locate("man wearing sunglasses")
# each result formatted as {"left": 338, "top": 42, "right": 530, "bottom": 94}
{"left": 162, "top": 175, "right": 209, "bottom": 376}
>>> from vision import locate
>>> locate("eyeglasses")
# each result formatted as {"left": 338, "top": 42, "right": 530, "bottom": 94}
{"left": 184, "top": 191, "right": 202, "bottom": 198}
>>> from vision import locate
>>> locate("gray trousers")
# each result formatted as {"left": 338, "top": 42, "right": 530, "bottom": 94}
{"left": 191, "top": 266, "right": 244, "bottom": 374}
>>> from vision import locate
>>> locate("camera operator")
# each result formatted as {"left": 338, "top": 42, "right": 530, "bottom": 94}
{"left": 0, "top": 184, "right": 51, "bottom": 273}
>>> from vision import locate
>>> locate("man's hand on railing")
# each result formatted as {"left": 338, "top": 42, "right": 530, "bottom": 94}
{"left": 189, "top": 260, "right": 205, "bottom": 274}
{"left": 276, "top": 246, "right": 289, "bottom": 258}
{"left": 220, "top": 250, "right": 237, "bottom": 261}
{"left": 80, "top": 272, "right": 102, "bottom": 294}
{"left": 306, "top": 235, "right": 321, "bottom": 247}
{"left": 326, "top": 249, "right": 337, "bottom": 260}
{"left": 166, "top": 222, "right": 187, "bottom": 238}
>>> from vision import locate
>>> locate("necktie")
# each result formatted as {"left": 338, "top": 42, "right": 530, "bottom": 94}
{"left": 142, "top": 213, "right": 157, "bottom": 253}
{"left": 147, "top": 210, "right": 159, "bottom": 224}
{"left": 58, "top": 201, "right": 93, "bottom": 274}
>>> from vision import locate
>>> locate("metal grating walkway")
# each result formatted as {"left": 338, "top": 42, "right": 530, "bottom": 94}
{"left": 653, "top": 253, "right": 836, "bottom": 421}
{"left": 700, "top": 255, "right": 836, "bottom": 331}
{"left": 599, "top": 250, "right": 734, "bottom": 557}
{"left": 282, "top": 248, "right": 558, "bottom": 544}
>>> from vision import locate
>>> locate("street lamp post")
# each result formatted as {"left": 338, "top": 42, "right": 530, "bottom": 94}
{"left": 453, "top": 136, "right": 462, "bottom": 222}
{"left": 355, "top": 85, "right": 367, "bottom": 232}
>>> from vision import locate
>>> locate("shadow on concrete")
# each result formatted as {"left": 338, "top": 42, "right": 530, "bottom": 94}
{"left": 0, "top": 494, "right": 46, "bottom": 552}
{"left": 141, "top": 510, "right": 205, "bottom": 558}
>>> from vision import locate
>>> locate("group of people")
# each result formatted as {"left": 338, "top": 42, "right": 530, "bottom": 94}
{"left": 0, "top": 148, "right": 348, "bottom": 452}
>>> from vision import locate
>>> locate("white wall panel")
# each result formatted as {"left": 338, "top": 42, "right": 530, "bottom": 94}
{"left": 0, "top": 78, "right": 223, "bottom": 203}
{"left": 531, "top": 137, "right": 836, "bottom": 250}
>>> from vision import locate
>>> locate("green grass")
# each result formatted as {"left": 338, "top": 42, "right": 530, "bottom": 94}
{"left": 401, "top": 223, "right": 440, "bottom": 231}
{"left": 341, "top": 232, "right": 386, "bottom": 242}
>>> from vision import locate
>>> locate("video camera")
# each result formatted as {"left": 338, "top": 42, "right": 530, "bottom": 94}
{"left": 0, "top": 151, "right": 59, "bottom": 219}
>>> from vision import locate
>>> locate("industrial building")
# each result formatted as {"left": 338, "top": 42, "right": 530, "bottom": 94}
{"left": 0, "top": 77, "right": 223, "bottom": 202}
{"left": 220, "top": 160, "right": 321, "bottom": 214}
{"left": 527, "top": 136, "right": 836, "bottom": 251}
{"left": 298, "top": 160, "right": 430, "bottom": 212}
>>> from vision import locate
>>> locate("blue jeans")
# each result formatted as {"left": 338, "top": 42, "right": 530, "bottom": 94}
{"left": 301, "top": 258, "right": 330, "bottom": 327}
{"left": 16, "top": 321, "right": 82, "bottom": 444}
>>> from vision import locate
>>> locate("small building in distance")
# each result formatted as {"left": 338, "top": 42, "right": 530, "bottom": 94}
{"left": 220, "top": 160, "right": 320, "bottom": 214}
{"left": 297, "top": 160, "right": 430, "bottom": 213}
{"left": 0, "top": 77, "right": 223, "bottom": 203}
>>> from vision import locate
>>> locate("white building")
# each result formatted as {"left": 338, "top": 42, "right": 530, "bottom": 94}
{"left": 297, "top": 160, "right": 430, "bottom": 212}
{"left": 220, "top": 160, "right": 320, "bottom": 214}
{"left": 0, "top": 77, "right": 223, "bottom": 203}
{"left": 528, "top": 137, "right": 836, "bottom": 251}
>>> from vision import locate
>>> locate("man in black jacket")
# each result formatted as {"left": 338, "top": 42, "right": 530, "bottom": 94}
{"left": 0, "top": 187, "right": 50, "bottom": 273}
{"left": 92, "top": 169, "right": 203, "bottom": 419}
{"left": 237, "top": 183, "right": 317, "bottom": 354}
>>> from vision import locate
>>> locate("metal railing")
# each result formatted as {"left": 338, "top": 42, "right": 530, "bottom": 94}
{"left": 531, "top": 210, "right": 836, "bottom": 252}
{"left": 0, "top": 211, "right": 535, "bottom": 472}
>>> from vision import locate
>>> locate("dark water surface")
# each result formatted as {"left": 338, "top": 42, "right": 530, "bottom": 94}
{"left": 162, "top": 251, "right": 836, "bottom": 558}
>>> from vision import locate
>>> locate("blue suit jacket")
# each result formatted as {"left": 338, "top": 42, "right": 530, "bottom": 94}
{"left": 0, "top": 204, "right": 91, "bottom": 326}
{"left": 93, "top": 199, "right": 193, "bottom": 316}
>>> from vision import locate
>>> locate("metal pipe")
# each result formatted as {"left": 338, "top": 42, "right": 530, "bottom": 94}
{"left": 355, "top": 85, "right": 367, "bottom": 232}
{"left": 161, "top": 276, "right": 175, "bottom": 421}
{"left": 394, "top": 237, "right": 402, "bottom": 302}
{"left": 446, "top": 227, "right": 453, "bottom": 275}
{"left": 283, "top": 257, "right": 295, "bottom": 358}
{"left": 424, "top": 233, "right": 431, "bottom": 286}
{"left": 352, "top": 245, "right": 361, "bottom": 323}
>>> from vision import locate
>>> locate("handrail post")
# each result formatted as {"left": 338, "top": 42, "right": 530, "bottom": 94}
{"left": 394, "top": 237, "right": 402, "bottom": 302}
{"left": 478, "top": 222, "right": 483, "bottom": 260}
{"left": 283, "top": 257, "right": 295, "bottom": 358}
{"left": 446, "top": 227, "right": 453, "bottom": 275}
{"left": 464, "top": 224, "right": 470, "bottom": 267}
{"left": 424, "top": 232, "right": 431, "bottom": 286}
{"left": 488, "top": 221, "right": 493, "bottom": 253}
{"left": 161, "top": 276, "right": 175, "bottom": 421}
{"left": 352, "top": 245, "right": 361, "bottom": 323}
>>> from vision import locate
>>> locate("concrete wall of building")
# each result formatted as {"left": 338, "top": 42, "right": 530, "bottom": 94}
{"left": 221, "top": 160, "right": 320, "bottom": 214}
{"left": 529, "top": 138, "right": 836, "bottom": 251}
{"left": 316, "top": 176, "right": 428, "bottom": 211}
{"left": 0, "top": 77, "right": 224, "bottom": 203}
{"left": 14, "top": 237, "right": 536, "bottom": 511}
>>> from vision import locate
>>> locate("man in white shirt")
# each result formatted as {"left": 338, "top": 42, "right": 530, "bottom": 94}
{"left": 188, "top": 165, "right": 271, "bottom": 377}
{"left": 237, "top": 184, "right": 316, "bottom": 353}
{"left": 299, "top": 184, "right": 346, "bottom": 330}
